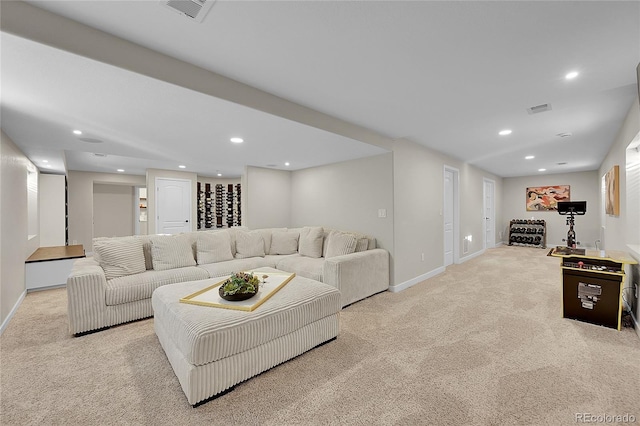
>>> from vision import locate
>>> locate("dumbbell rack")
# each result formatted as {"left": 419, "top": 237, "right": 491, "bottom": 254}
{"left": 508, "top": 219, "right": 546, "bottom": 249}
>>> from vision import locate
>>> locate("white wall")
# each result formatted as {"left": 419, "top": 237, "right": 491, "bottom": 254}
{"left": 39, "top": 174, "right": 66, "bottom": 246}
{"left": 67, "top": 171, "right": 145, "bottom": 249}
{"left": 145, "top": 169, "right": 198, "bottom": 235}
{"left": 92, "top": 183, "right": 135, "bottom": 238}
{"left": 1, "top": 130, "right": 39, "bottom": 331}
{"left": 291, "top": 153, "right": 394, "bottom": 253}
{"left": 244, "top": 167, "right": 291, "bottom": 229}
{"left": 502, "top": 171, "right": 601, "bottom": 248}
{"left": 598, "top": 99, "right": 640, "bottom": 254}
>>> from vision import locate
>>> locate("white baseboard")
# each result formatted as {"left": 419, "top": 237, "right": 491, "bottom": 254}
{"left": 0, "top": 289, "right": 26, "bottom": 335}
{"left": 458, "top": 248, "right": 485, "bottom": 264}
{"left": 389, "top": 266, "right": 445, "bottom": 293}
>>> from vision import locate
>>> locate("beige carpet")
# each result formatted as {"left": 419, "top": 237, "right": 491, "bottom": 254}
{"left": 1, "top": 246, "right": 639, "bottom": 425}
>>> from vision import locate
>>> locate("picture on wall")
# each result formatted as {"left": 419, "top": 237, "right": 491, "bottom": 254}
{"left": 526, "top": 185, "right": 570, "bottom": 211}
{"left": 604, "top": 165, "right": 620, "bottom": 216}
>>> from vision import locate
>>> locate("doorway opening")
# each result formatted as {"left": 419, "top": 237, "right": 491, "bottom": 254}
{"left": 444, "top": 166, "right": 460, "bottom": 266}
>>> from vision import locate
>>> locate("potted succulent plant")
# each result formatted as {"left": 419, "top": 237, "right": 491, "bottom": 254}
{"left": 218, "top": 272, "right": 261, "bottom": 301}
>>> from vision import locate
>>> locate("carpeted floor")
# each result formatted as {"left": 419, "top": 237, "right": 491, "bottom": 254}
{"left": 1, "top": 246, "right": 639, "bottom": 425}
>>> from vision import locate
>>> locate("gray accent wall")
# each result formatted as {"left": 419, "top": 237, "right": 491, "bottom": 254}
{"left": 92, "top": 183, "right": 135, "bottom": 238}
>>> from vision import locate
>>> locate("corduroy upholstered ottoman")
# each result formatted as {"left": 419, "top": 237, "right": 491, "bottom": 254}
{"left": 152, "top": 268, "right": 341, "bottom": 406}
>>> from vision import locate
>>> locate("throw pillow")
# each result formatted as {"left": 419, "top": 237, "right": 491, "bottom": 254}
{"left": 93, "top": 237, "right": 146, "bottom": 280}
{"left": 150, "top": 234, "right": 196, "bottom": 271}
{"left": 235, "top": 230, "right": 266, "bottom": 259}
{"left": 354, "top": 235, "right": 370, "bottom": 252}
{"left": 325, "top": 231, "right": 358, "bottom": 258}
{"left": 269, "top": 230, "right": 299, "bottom": 255}
{"left": 196, "top": 231, "right": 234, "bottom": 264}
{"left": 299, "top": 226, "right": 324, "bottom": 258}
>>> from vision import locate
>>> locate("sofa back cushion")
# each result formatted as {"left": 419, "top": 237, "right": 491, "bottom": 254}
{"left": 150, "top": 234, "right": 196, "bottom": 271}
{"left": 196, "top": 231, "right": 234, "bottom": 264}
{"left": 269, "top": 230, "right": 300, "bottom": 255}
{"left": 235, "top": 230, "right": 266, "bottom": 259}
{"left": 93, "top": 237, "right": 147, "bottom": 280}
{"left": 299, "top": 226, "right": 324, "bottom": 258}
{"left": 325, "top": 231, "right": 358, "bottom": 258}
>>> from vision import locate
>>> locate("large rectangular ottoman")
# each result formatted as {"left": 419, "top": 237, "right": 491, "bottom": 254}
{"left": 152, "top": 269, "right": 341, "bottom": 406}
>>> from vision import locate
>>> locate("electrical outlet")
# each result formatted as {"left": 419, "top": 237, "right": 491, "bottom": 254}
{"left": 421, "top": 253, "right": 425, "bottom": 261}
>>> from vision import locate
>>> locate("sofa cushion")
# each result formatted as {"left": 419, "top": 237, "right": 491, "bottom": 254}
{"left": 197, "top": 257, "right": 276, "bottom": 278}
{"left": 150, "top": 234, "right": 196, "bottom": 271}
{"left": 325, "top": 231, "right": 358, "bottom": 258}
{"left": 196, "top": 231, "right": 234, "bottom": 264}
{"left": 235, "top": 230, "right": 265, "bottom": 259}
{"left": 269, "top": 230, "right": 299, "bottom": 255}
{"left": 299, "top": 226, "right": 324, "bottom": 258}
{"left": 93, "top": 237, "right": 146, "bottom": 280}
{"left": 105, "top": 266, "right": 209, "bottom": 306}
{"left": 275, "top": 255, "right": 324, "bottom": 282}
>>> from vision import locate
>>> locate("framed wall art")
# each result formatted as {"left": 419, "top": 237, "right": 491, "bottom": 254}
{"left": 526, "top": 185, "right": 570, "bottom": 211}
{"left": 604, "top": 165, "right": 620, "bottom": 216}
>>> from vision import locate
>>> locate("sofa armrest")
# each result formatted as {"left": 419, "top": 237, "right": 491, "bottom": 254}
{"left": 66, "top": 258, "right": 108, "bottom": 335}
{"left": 323, "top": 248, "right": 389, "bottom": 307}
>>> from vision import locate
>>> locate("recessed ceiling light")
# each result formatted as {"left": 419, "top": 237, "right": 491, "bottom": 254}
{"left": 178, "top": 165, "right": 186, "bottom": 169}
{"left": 498, "top": 129, "right": 512, "bottom": 136}
{"left": 565, "top": 71, "right": 579, "bottom": 80}
{"left": 42, "top": 160, "right": 49, "bottom": 163}
{"left": 73, "top": 129, "right": 82, "bottom": 135}
{"left": 538, "top": 168, "right": 546, "bottom": 172}
{"left": 230, "top": 137, "right": 243, "bottom": 143}
{"left": 557, "top": 162, "right": 568, "bottom": 165}
{"left": 525, "top": 155, "right": 535, "bottom": 160}
{"left": 284, "top": 162, "right": 290, "bottom": 166}
{"left": 117, "top": 169, "right": 125, "bottom": 172}
{"left": 217, "top": 173, "right": 222, "bottom": 177}
{"left": 44, "top": 165, "right": 52, "bottom": 169}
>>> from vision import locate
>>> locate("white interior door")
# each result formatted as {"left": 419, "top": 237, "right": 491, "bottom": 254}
{"left": 483, "top": 178, "right": 495, "bottom": 249}
{"left": 156, "top": 178, "right": 191, "bottom": 234}
{"left": 444, "top": 168, "right": 456, "bottom": 266}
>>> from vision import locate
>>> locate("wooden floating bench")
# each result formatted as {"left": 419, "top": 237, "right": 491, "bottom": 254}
{"left": 25, "top": 245, "right": 85, "bottom": 291}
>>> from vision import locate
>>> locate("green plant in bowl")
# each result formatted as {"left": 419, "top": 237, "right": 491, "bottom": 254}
{"left": 219, "top": 272, "right": 261, "bottom": 301}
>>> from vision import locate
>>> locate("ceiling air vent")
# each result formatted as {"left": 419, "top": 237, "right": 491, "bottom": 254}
{"left": 162, "top": 0, "right": 215, "bottom": 23}
{"left": 526, "top": 103, "right": 552, "bottom": 115}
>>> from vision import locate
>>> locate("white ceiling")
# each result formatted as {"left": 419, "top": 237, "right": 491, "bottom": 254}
{"left": 2, "top": 1, "right": 639, "bottom": 178}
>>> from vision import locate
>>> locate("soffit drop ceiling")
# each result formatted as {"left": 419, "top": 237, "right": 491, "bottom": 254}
{"left": 7, "top": 1, "right": 640, "bottom": 177}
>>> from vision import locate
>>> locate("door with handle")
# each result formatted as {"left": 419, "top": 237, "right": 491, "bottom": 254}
{"left": 156, "top": 178, "right": 192, "bottom": 234}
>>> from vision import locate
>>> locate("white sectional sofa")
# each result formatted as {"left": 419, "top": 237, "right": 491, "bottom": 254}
{"left": 67, "top": 226, "right": 389, "bottom": 335}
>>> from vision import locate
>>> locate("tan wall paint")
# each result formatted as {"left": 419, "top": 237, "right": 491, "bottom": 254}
{"left": 502, "top": 171, "right": 601, "bottom": 248}
{"left": 1, "top": 130, "right": 39, "bottom": 329}
{"left": 392, "top": 139, "right": 503, "bottom": 287}
{"left": 92, "top": 183, "right": 135, "bottom": 238}
{"left": 146, "top": 169, "right": 197, "bottom": 234}
{"left": 67, "top": 171, "right": 145, "bottom": 250}
{"left": 290, "top": 153, "right": 394, "bottom": 254}
{"left": 244, "top": 167, "right": 291, "bottom": 229}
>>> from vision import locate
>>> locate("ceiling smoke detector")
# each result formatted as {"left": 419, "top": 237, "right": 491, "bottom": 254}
{"left": 79, "top": 137, "right": 104, "bottom": 144}
{"left": 526, "top": 103, "right": 552, "bottom": 115}
{"left": 93, "top": 153, "right": 107, "bottom": 157}
{"left": 162, "top": 0, "right": 215, "bottom": 23}
{"left": 556, "top": 132, "right": 573, "bottom": 138}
